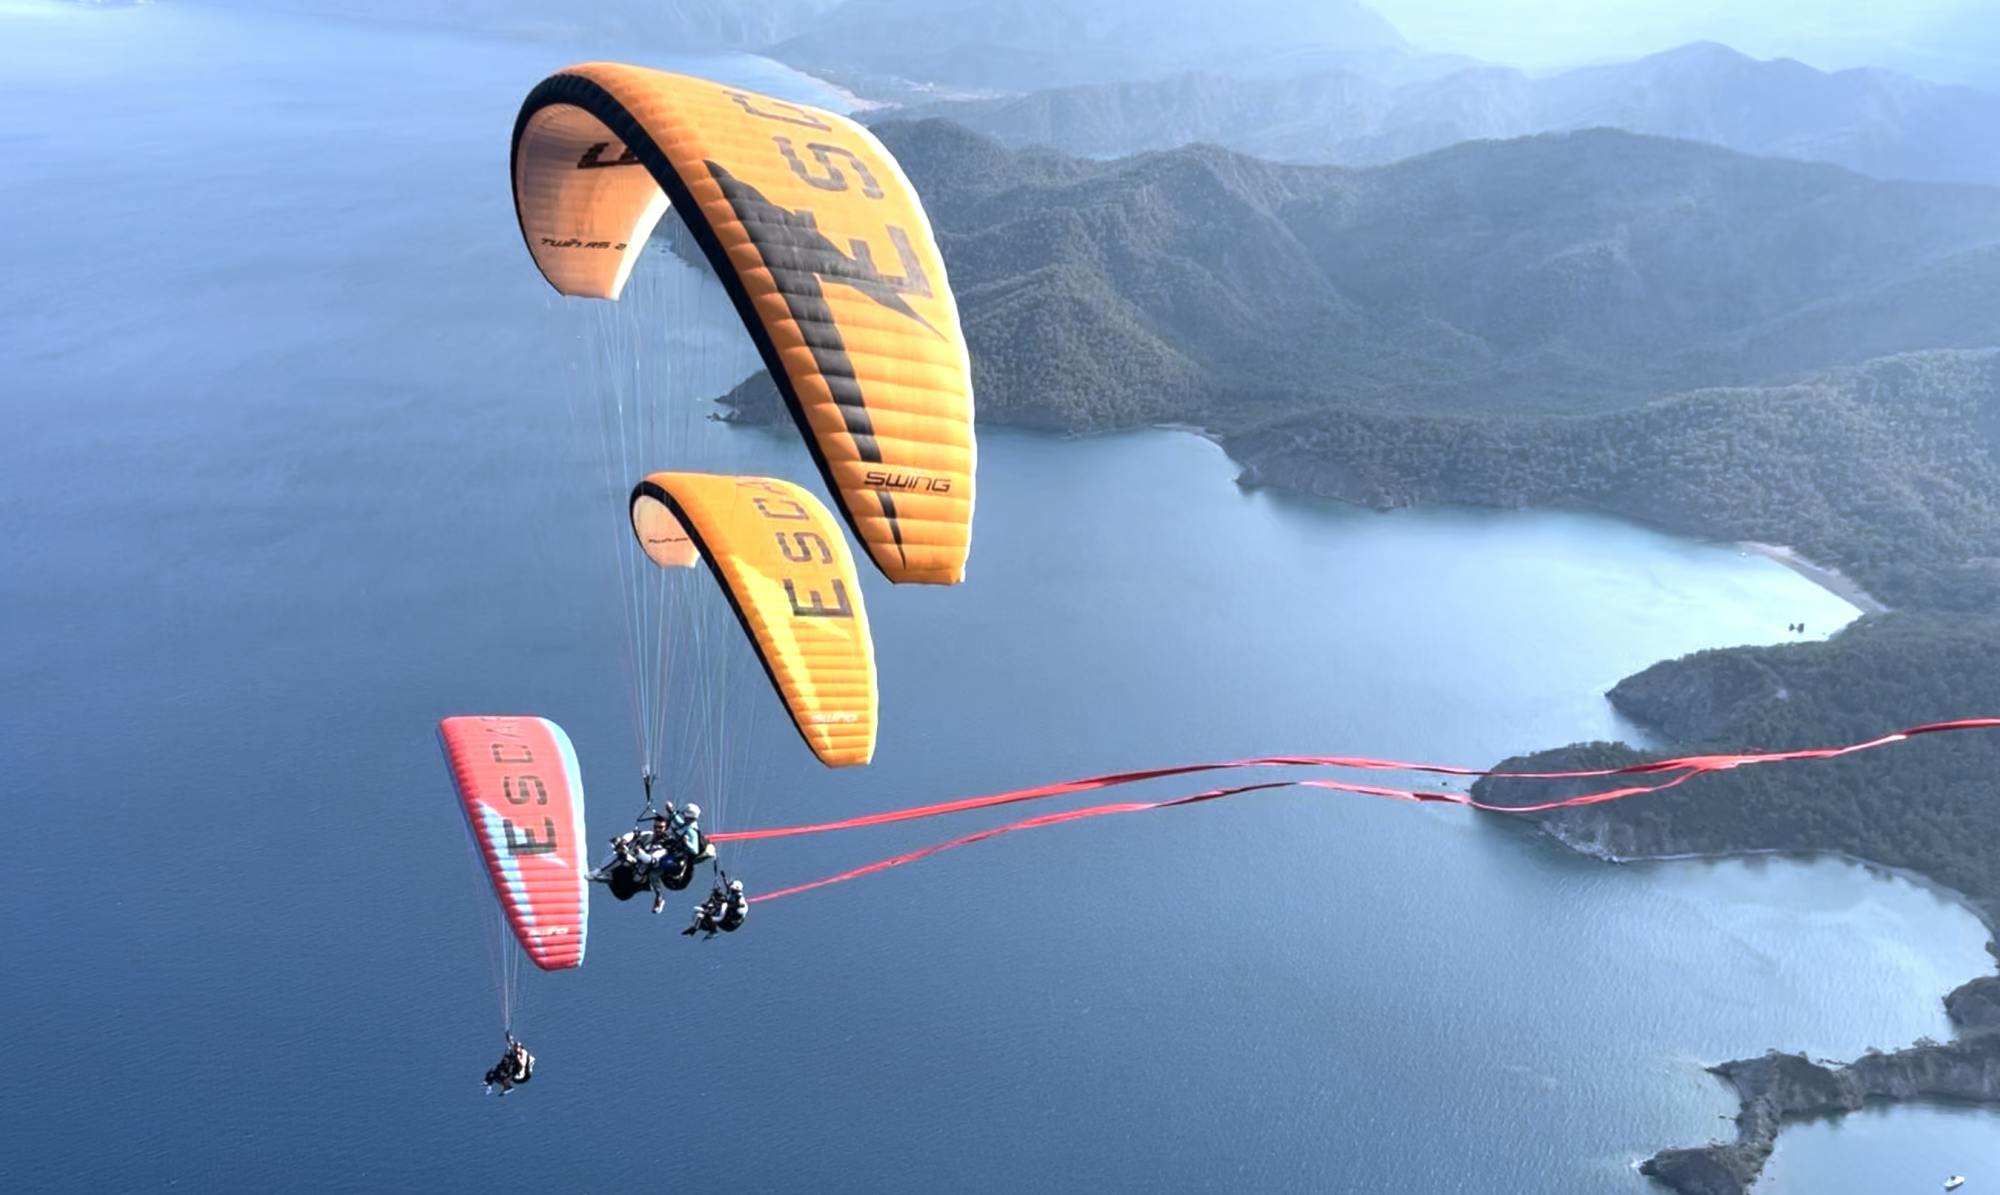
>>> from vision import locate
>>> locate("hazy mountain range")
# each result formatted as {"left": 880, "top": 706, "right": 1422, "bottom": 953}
{"left": 190, "top": 0, "right": 842, "bottom": 48}
{"left": 190, "top": 0, "right": 1434, "bottom": 86}
{"left": 191, "top": 0, "right": 2000, "bottom": 193}
{"left": 891, "top": 40, "right": 2000, "bottom": 187}
{"left": 765, "top": 0, "right": 1443, "bottom": 97}
{"left": 178, "top": 0, "right": 2000, "bottom": 95}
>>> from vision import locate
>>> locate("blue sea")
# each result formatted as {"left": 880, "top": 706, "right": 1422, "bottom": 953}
{"left": 2, "top": 3, "right": 1995, "bottom": 1190}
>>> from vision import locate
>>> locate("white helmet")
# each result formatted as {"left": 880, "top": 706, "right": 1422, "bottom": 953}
{"left": 728, "top": 879, "right": 744, "bottom": 893}
{"left": 682, "top": 803, "right": 701, "bottom": 821}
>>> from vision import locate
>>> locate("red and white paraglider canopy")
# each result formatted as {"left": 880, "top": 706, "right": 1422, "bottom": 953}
{"left": 439, "top": 716, "right": 589, "bottom": 972}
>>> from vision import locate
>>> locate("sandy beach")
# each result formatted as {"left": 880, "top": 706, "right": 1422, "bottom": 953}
{"left": 1739, "top": 540, "right": 1891, "bottom": 615}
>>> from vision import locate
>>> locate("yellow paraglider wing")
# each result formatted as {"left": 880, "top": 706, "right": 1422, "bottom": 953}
{"left": 515, "top": 64, "right": 975, "bottom": 586}
{"left": 631, "top": 473, "right": 877, "bottom": 768}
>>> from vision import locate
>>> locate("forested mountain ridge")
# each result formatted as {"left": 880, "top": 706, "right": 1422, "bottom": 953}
{"left": 722, "top": 121, "right": 2000, "bottom": 435}
{"left": 1230, "top": 350, "right": 2000, "bottom": 613}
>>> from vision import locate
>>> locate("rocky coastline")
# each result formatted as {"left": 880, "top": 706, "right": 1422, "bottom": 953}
{"left": 1639, "top": 1025, "right": 2000, "bottom": 1195}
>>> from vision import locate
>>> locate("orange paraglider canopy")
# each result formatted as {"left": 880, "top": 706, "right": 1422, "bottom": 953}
{"left": 514, "top": 64, "right": 975, "bottom": 585}
{"left": 631, "top": 472, "right": 876, "bottom": 768}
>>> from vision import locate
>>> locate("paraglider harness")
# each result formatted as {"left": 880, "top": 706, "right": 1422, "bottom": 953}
{"left": 590, "top": 772, "right": 712, "bottom": 901}
{"left": 683, "top": 872, "right": 749, "bottom": 939}
{"left": 485, "top": 1033, "right": 534, "bottom": 1095}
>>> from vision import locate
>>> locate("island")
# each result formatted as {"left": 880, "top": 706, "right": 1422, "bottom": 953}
{"left": 1639, "top": 1022, "right": 2000, "bottom": 1195}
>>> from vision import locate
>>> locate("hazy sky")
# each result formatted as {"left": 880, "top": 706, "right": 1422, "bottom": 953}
{"left": 1369, "top": 0, "right": 2000, "bottom": 79}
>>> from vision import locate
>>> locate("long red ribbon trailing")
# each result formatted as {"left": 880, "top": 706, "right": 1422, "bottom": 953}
{"left": 720, "top": 718, "right": 2000, "bottom": 845}
{"left": 743, "top": 718, "right": 2000, "bottom": 904}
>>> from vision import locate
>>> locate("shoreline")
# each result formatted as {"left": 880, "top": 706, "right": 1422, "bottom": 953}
{"left": 1544, "top": 832, "right": 1997, "bottom": 938}
{"left": 803, "top": 74, "right": 894, "bottom": 114}
{"left": 1149, "top": 422, "right": 1899, "bottom": 622}
{"left": 1151, "top": 420, "right": 1228, "bottom": 449}
{"left": 1735, "top": 540, "right": 1891, "bottom": 615}
{"left": 1540, "top": 818, "right": 1999, "bottom": 1194}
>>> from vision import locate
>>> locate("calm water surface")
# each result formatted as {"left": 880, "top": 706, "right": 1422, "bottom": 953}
{"left": 2, "top": 3, "right": 1994, "bottom": 1190}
